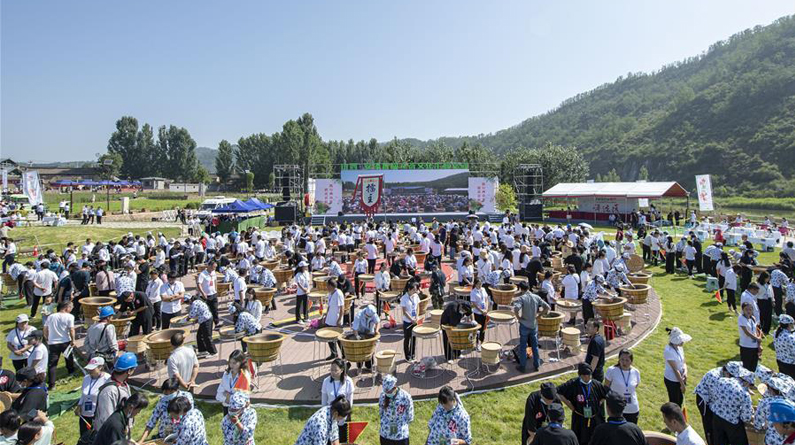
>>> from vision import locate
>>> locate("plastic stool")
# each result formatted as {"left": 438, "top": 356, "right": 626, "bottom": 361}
{"left": 705, "top": 277, "right": 719, "bottom": 292}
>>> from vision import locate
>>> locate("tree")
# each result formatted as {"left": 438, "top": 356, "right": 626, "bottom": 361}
{"left": 638, "top": 165, "right": 649, "bottom": 181}
{"left": 194, "top": 165, "right": 211, "bottom": 184}
{"left": 108, "top": 116, "right": 160, "bottom": 178}
{"left": 215, "top": 140, "right": 235, "bottom": 185}
{"left": 96, "top": 152, "right": 122, "bottom": 180}
{"left": 495, "top": 183, "right": 518, "bottom": 212}
{"left": 598, "top": 168, "right": 621, "bottom": 182}
{"left": 236, "top": 133, "right": 275, "bottom": 189}
{"left": 245, "top": 171, "right": 255, "bottom": 193}
{"left": 157, "top": 125, "right": 199, "bottom": 181}
{"left": 500, "top": 144, "right": 589, "bottom": 189}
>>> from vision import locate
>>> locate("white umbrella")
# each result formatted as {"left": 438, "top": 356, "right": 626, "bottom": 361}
{"left": 578, "top": 222, "right": 594, "bottom": 230}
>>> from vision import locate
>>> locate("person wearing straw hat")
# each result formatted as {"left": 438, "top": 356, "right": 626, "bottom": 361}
{"left": 221, "top": 391, "right": 257, "bottom": 445}
{"left": 753, "top": 374, "right": 793, "bottom": 445}
{"left": 378, "top": 374, "right": 414, "bottom": 445}
{"left": 75, "top": 357, "right": 110, "bottom": 437}
{"left": 708, "top": 370, "right": 754, "bottom": 445}
{"left": 776, "top": 314, "right": 795, "bottom": 380}
{"left": 663, "top": 327, "right": 691, "bottom": 407}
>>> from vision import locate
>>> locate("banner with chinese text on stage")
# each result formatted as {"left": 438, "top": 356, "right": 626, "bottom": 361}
{"left": 22, "top": 170, "right": 43, "bottom": 205}
{"left": 353, "top": 175, "right": 384, "bottom": 217}
{"left": 312, "top": 179, "right": 343, "bottom": 215}
{"left": 468, "top": 177, "right": 498, "bottom": 213}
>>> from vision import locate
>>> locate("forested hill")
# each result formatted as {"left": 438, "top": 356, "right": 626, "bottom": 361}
{"left": 404, "top": 15, "right": 795, "bottom": 196}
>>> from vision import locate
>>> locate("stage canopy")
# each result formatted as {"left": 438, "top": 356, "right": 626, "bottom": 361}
{"left": 542, "top": 182, "right": 689, "bottom": 199}
{"left": 244, "top": 198, "right": 274, "bottom": 210}
{"left": 213, "top": 199, "right": 258, "bottom": 213}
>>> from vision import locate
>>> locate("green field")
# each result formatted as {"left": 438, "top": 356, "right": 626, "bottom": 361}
{"left": 0, "top": 224, "right": 785, "bottom": 444}
{"left": 5, "top": 226, "right": 182, "bottom": 258}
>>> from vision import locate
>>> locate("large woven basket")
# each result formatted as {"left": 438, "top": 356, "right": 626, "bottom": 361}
{"left": 391, "top": 277, "right": 410, "bottom": 292}
{"left": 313, "top": 276, "right": 330, "bottom": 290}
{"left": 217, "top": 282, "right": 232, "bottom": 295}
{"left": 627, "top": 272, "right": 652, "bottom": 285}
{"left": 254, "top": 288, "right": 276, "bottom": 307}
{"left": 273, "top": 268, "right": 294, "bottom": 286}
{"left": 593, "top": 297, "right": 627, "bottom": 321}
{"left": 538, "top": 311, "right": 564, "bottom": 337}
{"left": 339, "top": 332, "right": 380, "bottom": 362}
{"left": 125, "top": 334, "right": 149, "bottom": 354}
{"left": 81, "top": 297, "right": 117, "bottom": 326}
{"left": 442, "top": 323, "right": 481, "bottom": 351}
{"left": 620, "top": 284, "right": 651, "bottom": 305}
{"left": 144, "top": 328, "right": 190, "bottom": 361}
{"left": 745, "top": 426, "right": 765, "bottom": 445}
{"left": 491, "top": 284, "right": 517, "bottom": 306}
{"left": 243, "top": 332, "right": 286, "bottom": 364}
{"left": 91, "top": 315, "right": 135, "bottom": 338}
{"left": 375, "top": 349, "right": 397, "bottom": 374}
{"left": 627, "top": 255, "right": 644, "bottom": 273}
{"left": 418, "top": 295, "right": 431, "bottom": 317}
{"left": 262, "top": 260, "right": 281, "bottom": 271}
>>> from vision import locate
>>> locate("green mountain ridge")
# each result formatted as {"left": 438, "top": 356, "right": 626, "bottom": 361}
{"left": 397, "top": 15, "right": 795, "bottom": 196}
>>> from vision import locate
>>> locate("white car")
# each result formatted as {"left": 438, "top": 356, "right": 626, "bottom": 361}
{"left": 196, "top": 196, "right": 235, "bottom": 218}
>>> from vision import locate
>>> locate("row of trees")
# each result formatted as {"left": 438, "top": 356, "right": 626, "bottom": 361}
{"left": 104, "top": 117, "right": 210, "bottom": 183}
{"left": 105, "top": 113, "right": 589, "bottom": 192}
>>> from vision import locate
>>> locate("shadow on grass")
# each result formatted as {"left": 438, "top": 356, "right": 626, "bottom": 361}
{"left": 709, "top": 312, "right": 730, "bottom": 321}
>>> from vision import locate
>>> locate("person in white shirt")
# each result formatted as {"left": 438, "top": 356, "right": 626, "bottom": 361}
{"left": 561, "top": 266, "right": 581, "bottom": 325}
{"left": 352, "top": 252, "right": 368, "bottom": 298}
{"left": 43, "top": 300, "right": 75, "bottom": 389}
{"left": 294, "top": 262, "right": 311, "bottom": 325}
{"left": 244, "top": 289, "right": 263, "bottom": 324}
{"left": 364, "top": 239, "right": 378, "bottom": 274}
{"left": 469, "top": 279, "right": 491, "bottom": 351}
{"left": 604, "top": 349, "right": 642, "bottom": 424}
{"left": 400, "top": 282, "right": 420, "bottom": 362}
{"left": 159, "top": 273, "right": 185, "bottom": 329}
{"left": 721, "top": 264, "right": 740, "bottom": 314}
{"left": 215, "top": 350, "right": 251, "bottom": 411}
{"left": 6, "top": 314, "right": 36, "bottom": 371}
{"left": 167, "top": 332, "right": 199, "bottom": 391}
{"left": 76, "top": 357, "right": 110, "bottom": 436}
{"left": 30, "top": 261, "right": 58, "bottom": 318}
{"left": 683, "top": 241, "right": 697, "bottom": 278}
{"left": 324, "top": 279, "right": 345, "bottom": 360}
{"left": 738, "top": 301, "right": 763, "bottom": 372}
{"left": 663, "top": 327, "right": 690, "bottom": 406}
{"left": 660, "top": 402, "right": 706, "bottom": 445}
{"left": 233, "top": 269, "right": 248, "bottom": 304}
{"left": 145, "top": 269, "right": 164, "bottom": 330}
{"left": 25, "top": 330, "right": 48, "bottom": 378}
{"left": 311, "top": 253, "right": 326, "bottom": 272}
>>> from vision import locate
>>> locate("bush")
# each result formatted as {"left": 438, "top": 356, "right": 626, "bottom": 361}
{"left": 185, "top": 202, "right": 199, "bottom": 210}
{"left": 146, "top": 193, "right": 188, "bottom": 200}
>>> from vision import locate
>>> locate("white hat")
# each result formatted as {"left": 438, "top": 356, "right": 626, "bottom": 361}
{"left": 15, "top": 314, "right": 29, "bottom": 323}
{"left": 668, "top": 327, "right": 692, "bottom": 345}
{"left": 85, "top": 357, "right": 105, "bottom": 370}
{"left": 298, "top": 261, "right": 308, "bottom": 267}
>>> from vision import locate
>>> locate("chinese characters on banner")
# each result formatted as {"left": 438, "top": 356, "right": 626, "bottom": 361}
{"left": 22, "top": 171, "right": 43, "bottom": 205}
{"left": 353, "top": 175, "right": 383, "bottom": 217}
{"left": 312, "top": 179, "right": 342, "bottom": 215}
{"left": 695, "top": 174, "right": 714, "bottom": 211}
{"left": 467, "top": 177, "right": 498, "bottom": 213}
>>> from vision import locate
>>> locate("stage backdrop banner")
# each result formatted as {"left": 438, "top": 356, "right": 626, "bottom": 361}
{"left": 22, "top": 170, "right": 43, "bottom": 205}
{"left": 468, "top": 177, "right": 498, "bottom": 213}
{"left": 313, "top": 179, "right": 343, "bottom": 215}
{"left": 695, "top": 174, "right": 714, "bottom": 211}
{"left": 577, "top": 197, "right": 639, "bottom": 214}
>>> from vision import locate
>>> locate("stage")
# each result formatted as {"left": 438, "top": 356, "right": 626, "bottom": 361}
{"left": 90, "top": 261, "right": 662, "bottom": 407}
{"left": 308, "top": 212, "right": 503, "bottom": 224}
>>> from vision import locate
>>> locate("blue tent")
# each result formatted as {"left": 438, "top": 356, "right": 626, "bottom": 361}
{"left": 244, "top": 198, "right": 273, "bottom": 210}
{"left": 212, "top": 199, "right": 258, "bottom": 213}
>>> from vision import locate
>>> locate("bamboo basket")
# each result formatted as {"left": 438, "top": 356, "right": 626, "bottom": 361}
{"left": 263, "top": 260, "right": 280, "bottom": 271}
{"left": 339, "top": 332, "right": 380, "bottom": 363}
{"left": 417, "top": 294, "right": 431, "bottom": 317}
{"left": 509, "top": 276, "right": 529, "bottom": 287}
{"left": 91, "top": 315, "right": 135, "bottom": 338}
{"left": 1, "top": 274, "right": 17, "bottom": 294}
{"left": 243, "top": 332, "right": 286, "bottom": 364}
{"left": 144, "top": 328, "right": 190, "bottom": 361}
{"left": 375, "top": 349, "right": 397, "bottom": 374}
{"left": 217, "top": 281, "right": 232, "bottom": 295}
{"left": 313, "top": 276, "right": 330, "bottom": 290}
{"left": 312, "top": 271, "right": 328, "bottom": 279}
{"left": 390, "top": 277, "right": 410, "bottom": 292}
{"left": 538, "top": 311, "right": 565, "bottom": 337}
{"left": 627, "top": 272, "right": 652, "bottom": 285}
{"left": 620, "top": 284, "right": 651, "bottom": 305}
{"left": 274, "top": 268, "right": 294, "bottom": 287}
{"left": 489, "top": 310, "right": 516, "bottom": 324}
{"left": 125, "top": 334, "right": 149, "bottom": 354}
{"left": 593, "top": 297, "right": 627, "bottom": 321}
{"left": 481, "top": 342, "right": 502, "bottom": 365}
{"left": 414, "top": 252, "right": 427, "bottom": 265}
{"left": 196, "top": 264, "right": 207, "bottom": 273}
{"left": 627, "top": 255, "right": 644, "bottom": 273}
{"left": 254, "top": 288, "right": 276, "bottom": 307}
{"left": 453, "top": 286, "right": 472, "bottom": 299}
{"left": 442, "top": 323, "right": 481, "bottom": 351}
{"left": 561, "top": 327, "right": 581, "bottom": 347}
{"left": 428, "top": 309, "right": 443, "bottom": 325}
{"left": 316, "top": 327, "right": 343, "bottom": 342}
{"left": 81, "top": 297, "right": 117, "bottom": 326}
{"left": 491, "top": 284, "right": 518, "bottom": 306}
{"left": 644, "top": 431, "right": 677, "bottom": 445}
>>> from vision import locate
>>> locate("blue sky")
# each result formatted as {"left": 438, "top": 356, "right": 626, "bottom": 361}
{"left": 1, "top": 1, "right": 792, "bottom": 162}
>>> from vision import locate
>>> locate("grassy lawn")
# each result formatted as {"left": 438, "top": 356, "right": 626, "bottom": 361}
{"left": 5, "top": 226, "right": 182, "bottom": 258}
{"left": 0, "top": 224, "right": 783, "bottom": 444}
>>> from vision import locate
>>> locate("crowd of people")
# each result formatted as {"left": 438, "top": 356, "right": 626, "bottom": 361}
{"left": 342, "top": 193, "right": 470, "bottom": 214}
{"left": 0, "top": 209, "right": 794, "bottom": 444}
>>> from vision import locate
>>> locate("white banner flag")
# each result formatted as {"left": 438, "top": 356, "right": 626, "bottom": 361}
{"left": 1, "top": 169, "right": 7, "bottom": 193}
{"left": 695, "top": 174, "right": 714, "bottom": 212}
{"left": 22, "top": 170, "right": 44, "bottom": 205}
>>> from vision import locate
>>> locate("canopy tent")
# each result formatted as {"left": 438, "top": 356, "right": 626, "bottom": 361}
{"left": 49, "top": 179, "right": 142, "bottom": 187}
{"left": 542, "top": 182, "right": 688, "bottom": 199}
{"left": 213, "top": 199, "right": 259, "bottom": 213}
{"left": 244, "top": 198, "right": 274, "bottom": 210}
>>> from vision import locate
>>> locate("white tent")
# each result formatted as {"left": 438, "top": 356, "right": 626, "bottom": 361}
{"left": 543, "top": 182, "right": 689, "bottom": 199}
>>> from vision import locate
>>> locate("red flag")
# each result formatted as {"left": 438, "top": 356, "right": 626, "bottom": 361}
{"left": 347, "top": 421, "right": 368, "bottom": 444}
{"left": 234, "top": 368, "right": 253, "bottom": 391}
{"left": 714, "top": 291, "right": 722, "bottom": 304}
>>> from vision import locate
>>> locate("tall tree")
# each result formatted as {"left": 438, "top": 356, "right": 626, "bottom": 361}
{"left": 638, "top": 165, "right": 649, "bottom": 181}
{"left": 236, "top": 133, "right": 275, "bottom": 189}
{"left": 157, "top": 125, "right": 199, "bottom": 181}
{"left": 136, "top": 123, "right": 161, "bottom": 177}
{"left": 107, "top": 116, "right": 147, "bottom": 178}
{"left": 215, "top": 140, "right": 235, "bottom": 185}
{"left": 96, "top": 153, "right": 122, "bottom": 180}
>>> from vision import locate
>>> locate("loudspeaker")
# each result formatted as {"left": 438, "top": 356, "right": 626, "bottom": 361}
{"left": 282, "top": 187, "right": 290, "bottom": 201}
{"left": 520, "top": 203, "right": 543, "bottom": 221}
{"left": 275, "top": 204, "right": 298, "bottom": 223}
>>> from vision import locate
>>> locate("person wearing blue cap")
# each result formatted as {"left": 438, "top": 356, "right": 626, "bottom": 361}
{"left": 85, "top": 306, "right": 118, "bottom": 362}
{"left": 378, "top": 374, "right": 414, "bottom": 445}
{"left": 769, "top": 399, "right": 795, "bottom": 444}
{"left": 92, "top": 352, "right": 137, "bottom": 431}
